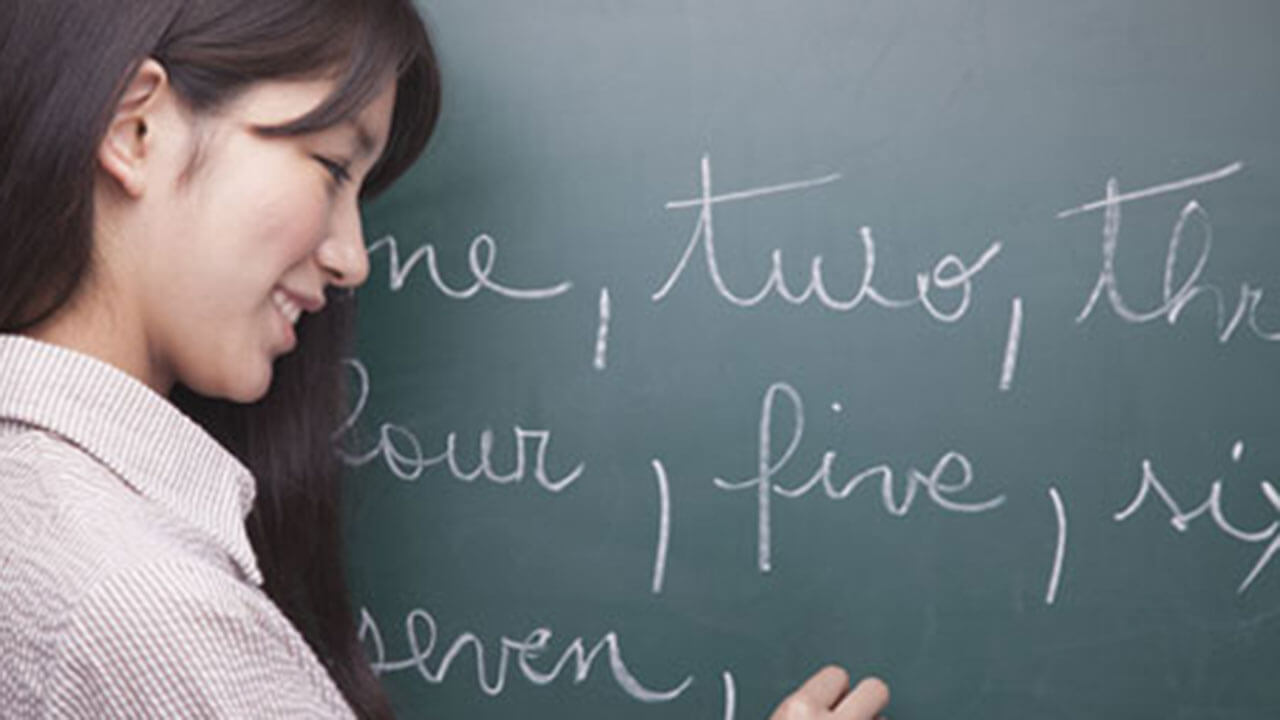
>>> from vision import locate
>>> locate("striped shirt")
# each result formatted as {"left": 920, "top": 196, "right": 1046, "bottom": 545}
{"left": 0, "top": 335, "right": 355, "bottom": 718}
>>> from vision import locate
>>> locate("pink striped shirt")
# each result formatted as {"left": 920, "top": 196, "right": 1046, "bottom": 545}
{"left": 0, "top": 335, "right": 355, "bottom": 718}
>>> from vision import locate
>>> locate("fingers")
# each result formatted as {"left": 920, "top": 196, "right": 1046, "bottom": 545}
{"left": 797, "top": 665, "right": 851, "bottom": 709}
{"left": 770, "top": 666, "right": 890, "bottom": 720}
{"left": 832, "top": 676, "right": 890, "bottom": 720}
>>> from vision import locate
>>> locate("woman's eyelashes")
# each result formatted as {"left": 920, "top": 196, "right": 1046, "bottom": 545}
{"left": 313, "top": 155, "right": 352, "bottom": 187}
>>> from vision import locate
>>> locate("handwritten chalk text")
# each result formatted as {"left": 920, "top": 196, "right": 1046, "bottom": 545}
{"left": 368, "top": 232, "right": 572, "bottom": 300}
{"left": 1114, "top": 444, "right": 1280, "bottom": 593}
{"left": 359, "top": 607, "right": 693, "bottom": 702}
{"left": 714, "top": 381, "right": 1007, "bottom": 572}
{"left": 1059, "top": 163, "right": 1280, "bottom": 343}
{"left": 335, "top": 358, "right": 584, "bottom": 492}
{"left": 654, "top": 154, "right": 1001, "bottom": 322}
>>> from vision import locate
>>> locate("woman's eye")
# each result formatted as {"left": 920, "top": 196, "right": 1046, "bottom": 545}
{"left": 314, "top": 155, "right": 352, "bottom": 186}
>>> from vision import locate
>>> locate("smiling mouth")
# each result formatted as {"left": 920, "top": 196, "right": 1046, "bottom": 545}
{"left": 271, "top": 288, "right": 302, "bottom": 325}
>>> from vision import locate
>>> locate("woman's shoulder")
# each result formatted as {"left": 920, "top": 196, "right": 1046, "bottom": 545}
{"left": 0, "top": 425, "right": 303, "bottom": 711}
{"left": 1, "top": 423, "right": 134, "bottom": 500}
{"left": 0, "top": 425, "right": 246, "bottom": 618}
{"left": 0, "top": 427, "right": 346, "bottom": 716}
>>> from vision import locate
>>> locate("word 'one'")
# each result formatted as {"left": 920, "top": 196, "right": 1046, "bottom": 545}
{"left": 367, "top": 232, "right": 571, "bottom": 300}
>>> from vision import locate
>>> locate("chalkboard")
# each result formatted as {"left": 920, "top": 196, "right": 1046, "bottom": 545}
{"left": 339, "top": 1, "right": 1280, "bottom": 717}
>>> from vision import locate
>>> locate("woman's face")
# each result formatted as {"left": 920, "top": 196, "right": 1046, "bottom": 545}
{"left": 97, "top": 69, "right": 395, "bottom": 402}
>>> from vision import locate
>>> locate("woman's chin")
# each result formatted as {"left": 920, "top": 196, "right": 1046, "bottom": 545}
{"left": 188, "top": 363, "right": 274, "bottom": 404}
{"left": 232, "top": 368, "right": 274, "bottom": 404}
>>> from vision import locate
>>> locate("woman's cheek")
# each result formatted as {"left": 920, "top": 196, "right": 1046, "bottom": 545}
{"left": 260, "top": 190, "right": 332, "bottom": 268}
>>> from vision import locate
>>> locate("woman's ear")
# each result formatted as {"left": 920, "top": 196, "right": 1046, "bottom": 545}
{"left": 97, "top": 58, "right": 170, "bottom": 198}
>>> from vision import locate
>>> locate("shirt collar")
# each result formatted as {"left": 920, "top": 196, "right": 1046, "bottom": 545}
{"left": 0, "top": 334, "right": 262, "bottom": 585}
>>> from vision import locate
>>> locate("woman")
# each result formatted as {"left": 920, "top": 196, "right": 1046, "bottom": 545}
{"left": 0, "top": 1, "right": 887, "bottom": 718}
{"left": 1, "top": 0, "right": 434, "bottom": 716}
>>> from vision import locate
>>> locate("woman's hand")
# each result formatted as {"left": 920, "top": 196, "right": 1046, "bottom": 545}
{"left": 770, "top": 666, "right": 890, "bottom": 720}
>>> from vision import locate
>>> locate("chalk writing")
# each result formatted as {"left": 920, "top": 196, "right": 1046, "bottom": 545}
{"left": 999, "top": 297, "right": 1024, "bottom": 392}
{"left": 721, "top": 670, "right": 737, "bottom": 720}
{"left": 1113, "top": 444, "right": 1280, "bottom": 593}
{"left": 1045, "top": 485, "right": 1067, "bottom": 605}
{"left": 654, "top": 155, "right": 1001, "bottom": 320}
{"left": 594, "top": 287, "right": 611, "bottom": 371}
{"left": 367, "top": 232, "right": 573, "bottom": 300}
{"left": 335, "top": 358, "right": 584, "bottom": 492}
{"left": 359, "top": 607, "right": 693, "bottom": 702}
{"left": 650, "top": 459, "right": 672, "bottom": 594}
{"left": 714, "top": 381, "right": 1007, "bottom": 572}
{"left": 1057, "top": 163, "right": 1280, "bottom": 343}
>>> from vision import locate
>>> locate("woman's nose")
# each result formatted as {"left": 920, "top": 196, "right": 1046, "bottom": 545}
{"left": 316, "top": 201, "right": 371, "bottom": 289}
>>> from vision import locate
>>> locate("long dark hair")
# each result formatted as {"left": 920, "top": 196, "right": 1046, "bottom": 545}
{"left": 0, "top": 1, "right": 441, "bottom": 717}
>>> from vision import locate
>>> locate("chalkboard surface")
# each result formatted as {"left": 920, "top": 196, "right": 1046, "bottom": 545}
{"left": 340, "top": 1, "right": 1280, "bottom": 717}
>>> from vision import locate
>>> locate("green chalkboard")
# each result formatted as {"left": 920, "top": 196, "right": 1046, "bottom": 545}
{"left": 340, "top": 1, "right": 1280, "bottom": 717}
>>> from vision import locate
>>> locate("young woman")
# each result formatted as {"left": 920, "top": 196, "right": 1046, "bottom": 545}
{"left": 0, "top": 1, "right": 888, "bottom": 718}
